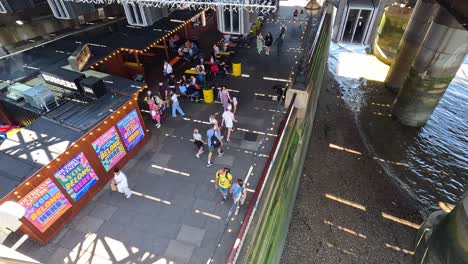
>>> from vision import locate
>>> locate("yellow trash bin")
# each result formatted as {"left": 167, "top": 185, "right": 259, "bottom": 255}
{"left": 232, "top": 62, "right": 241, "bottom": 77}
{"left": 203, "top": 87, "right": 214, "bottom": 103}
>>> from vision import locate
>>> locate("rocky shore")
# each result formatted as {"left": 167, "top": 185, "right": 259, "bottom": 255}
{"left": 281, "top": 71, "right": 423, "bottom": 263}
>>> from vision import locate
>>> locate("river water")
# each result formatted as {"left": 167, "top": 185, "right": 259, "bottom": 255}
{"left": 328, "top": 43, "right": 467, "bottom": 216}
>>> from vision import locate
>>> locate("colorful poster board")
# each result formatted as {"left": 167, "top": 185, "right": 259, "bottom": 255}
{"left": 53, "top": 152, "right": 98, "bottom": 201}
{"left": 92, "top": 126, "right": 126, "bottom": 171}
{"left": 18, "top": 178, "right": 71, "bottom": 233}
{"left": 117, "top": 109, "right": 145, "bottom": 151}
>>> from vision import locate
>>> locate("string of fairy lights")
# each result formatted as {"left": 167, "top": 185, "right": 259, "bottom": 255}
{"left": 89, "top": 12, "right": 202, "bottom": 70}
{"left": 13, "top": 12, "right": 204, "bottom": 198}
{"left": 64, "top": 0, "right": 277, "bottom": 14}
{"left": 10, "top": 89, "right": 148, "bottom": 200}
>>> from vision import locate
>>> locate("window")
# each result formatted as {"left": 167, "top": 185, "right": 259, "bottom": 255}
{"left": 0, "top": 1, "right": 6, "bottom": 14}
{"left": 47, "top": 0, "right": 71, "bottom": 19}
{"left": 124, "top": 2, "right": 147, "bottom": 26}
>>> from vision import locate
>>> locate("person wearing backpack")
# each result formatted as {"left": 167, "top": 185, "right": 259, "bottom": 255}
{"left": 231, "top": 179, "right": 247, "bottom": 215}
{"left": 215, "top": 167, "right": 233, "bottom": 203}
{"left": 206, "top": 125, "right": 224, "bottom": 167}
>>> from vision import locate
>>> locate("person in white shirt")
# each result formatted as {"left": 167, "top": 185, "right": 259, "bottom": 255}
{"left": 221, "top": 104, "right": 237, "bottom": 142}
{"left": 163, "top": 61, "right": 173, "bottom": 77}
{"left": 209, "top": 114, "right": 222, "bottom": 136}
{"left": 113, "top": 168, "right": 132, "bottom": 198}
{"left": 193, "top": 128, "right": 206, "bottom": 158}
{"left": 232, "top": 97, "right": 238, "bottom": 115}
{"left": 171, "top": 91, "right": 185, "bottom": 117}
{"left": 213, "top": 44, "right": 220, "bottom": 58}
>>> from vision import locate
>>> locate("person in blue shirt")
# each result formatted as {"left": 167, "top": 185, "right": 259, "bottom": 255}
{"left": 231, "top": 179, "right": 247, "bottom": 215}
{"left": 206, "top": 126, "right": 224, "bottom": 167}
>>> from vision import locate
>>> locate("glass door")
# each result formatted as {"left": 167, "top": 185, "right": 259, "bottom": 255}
{"left": 340, "top": 6, "right": 374, "bottom": 44}
{"left": 219, "top": 5, "right": 242, "bottom": 34}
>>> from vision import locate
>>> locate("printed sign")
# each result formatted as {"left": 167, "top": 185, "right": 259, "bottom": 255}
{"left": 117, "top": 109, "right": 145, "bottom": 151}
{"left": 53, "top": 152, "right": 98, "bottom": 201}
{"left": 18, "top": 178, "right": 71, "bottom": 233}
{"left": 92, "top": 126, "right": 126, "bottom": 171}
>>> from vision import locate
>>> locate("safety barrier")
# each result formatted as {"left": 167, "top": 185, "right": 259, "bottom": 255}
{"left": 226, "top": 3, "right": 333, "bottom": 263}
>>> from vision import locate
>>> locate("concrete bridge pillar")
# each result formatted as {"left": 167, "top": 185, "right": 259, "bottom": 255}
{"left": 384, "top": 0, "right": 438, "bottom": 93}
{"left": 391, "top": 6, "right": 468, "bottom": 127}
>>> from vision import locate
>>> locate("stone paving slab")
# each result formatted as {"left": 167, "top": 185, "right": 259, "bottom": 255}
{"left": 165, "top": 240, "right": 196, "bottom": 263}
{"left": 177, "top": 225, "right": 206, "bottom": 247}
{"left": 89, "top": 203, "right": 118, "bottom": 221}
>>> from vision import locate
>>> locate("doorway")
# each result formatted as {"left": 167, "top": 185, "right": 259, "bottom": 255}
{"left": 340, "top": 0, "right": 374, "bottom": 44}
{"left": 218, "top": 5, "right": 243, "bottom": 34}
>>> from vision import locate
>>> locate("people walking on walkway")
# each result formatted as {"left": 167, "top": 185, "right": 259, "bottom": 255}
{"left": 280, "top": 24, "right": 287, "bottom": 39}
{"left": 231, "top": 179, "right": 247, "bottom": 215}
{"left": 209, "top": 114, "right": 222, "bottom": 136}
{"left": 170, "top": 91, "right": 185, "bottom": 117}
{"left": 215, "top": 167, "right": 233, "bottom": 203}
{"left": 293, "top": 9, "right": 299, "bottom": 24}
{"left": 163, "top": 61, "right": 173, "bottom": 77}
{"left": 219, "top": 86, "right": 232, "bottom": 111}
{"left": 113, "top": 168, "right": 132, "bottom": 198}
{"left": 159, "top": 82, "right": 169, "bottom": 110}
{"left": 232, "top": 96, "right": 238, "bottom": 115}
{"left": 193, "top": 128, "right": 206, "bottom": 158}
{"left": 264, "top": 32, "right": 273, "bottom": 55}
{"left": 299, "top": 9, "right": 306, "bottom": 28}
{"left": 275, "top": 33, "right": 284, "bottom": 56}
{"left": 144, "top": 90, "right": 154, "bottom": 106}
{"left": 149, "top": 100, "right": 162, "bottom": 128}
{"left": 168, "top": 74, "right": 176, "bottom": 93}
{"left": 207, "top": 126, "right": 224, "bottom": 167}
{"left": 222, "top": 105, "right": 237, "bottom": 142}
{"left": 256, "top": 32, "right": 264, "bottom": 55}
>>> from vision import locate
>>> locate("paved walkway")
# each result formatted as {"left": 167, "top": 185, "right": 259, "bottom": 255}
{"left": 10, "top": 7, "right": 305, "bottom": 264}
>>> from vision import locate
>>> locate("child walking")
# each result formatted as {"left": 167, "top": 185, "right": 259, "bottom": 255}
{"left": 193, "top": 129, "right": 206, "bottom": 158}
{"left": 149, "top": 101, "right": 162, "bottom": 128}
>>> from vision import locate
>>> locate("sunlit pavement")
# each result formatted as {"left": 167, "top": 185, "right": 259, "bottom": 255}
{"left": 6, "top": 6, "right": 308, "bottom": 264}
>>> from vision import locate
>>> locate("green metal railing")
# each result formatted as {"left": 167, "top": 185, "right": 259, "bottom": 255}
{"left": 227, "top": 4, "right": 333, "bottom": 264}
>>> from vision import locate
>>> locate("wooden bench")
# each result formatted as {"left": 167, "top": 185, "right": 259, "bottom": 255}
{"left": 169, "top": 56, "right": 181, "bottom": 66}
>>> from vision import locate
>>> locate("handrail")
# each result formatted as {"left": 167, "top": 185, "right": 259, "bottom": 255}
{"left": 226, "top": 4, "right": 333, "bottom": 263}
{"left": 307, "top": 8, "right": 327, "bottom": 65}
{"left": 226, "top": 93, "right": 297, "bottom": 264}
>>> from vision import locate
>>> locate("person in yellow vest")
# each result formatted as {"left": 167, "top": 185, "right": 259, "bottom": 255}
{"left": 215, "top": 167, "right": 233, "bottom": 203}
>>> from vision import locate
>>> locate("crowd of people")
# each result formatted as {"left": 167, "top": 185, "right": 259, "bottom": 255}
{"left": 142, "top": 61, "right": 245, "bottom": 211}
{"left": 127, "top": 15, "right": 312, "bottom": 211}
{"left": 256, "top": 9, "right": 307, "bottom": 56}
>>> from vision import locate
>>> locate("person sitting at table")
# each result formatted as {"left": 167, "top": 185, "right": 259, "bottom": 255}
{"left": 169, "top": 37, "right": 177, "bottom": 52}
{"left": 178, "top": 46, "right": 185, "bottom": 57}
{"left": 178, "top": 80, "right": 187, "bottom": 97}
{"left": 197, "top": 70, "right": 206, "bottom": 84}
{"left": 185, "top": 40, "right": 192, "bottom": 49}
{"left": 190, "top": 75, "right": 197, "bottom": 86}
{"left": 219, "top": 61, "right": 229, "bottom": 75}
{"left": 173, "top": 33, "right": 181, "bottom": 44}
{"left": 192, "top": 42, "right": 199, "bottom": 55}
{"left": 186, "top": 82, "right": 201, "bottom": 102}
{"left": 196, "top": 64, "right": 205, "bottom": 73}
{"left": 187, "top": 47, "right": 199, "bottom": 62}
{"left": 180, "top": 75, "right": 187, "bottom": 85}
{"left": 210, "top": 63, "right": 219, "bottom": 77}
{"left": 213, "top": 44, "right": 221, "bottom": 58}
